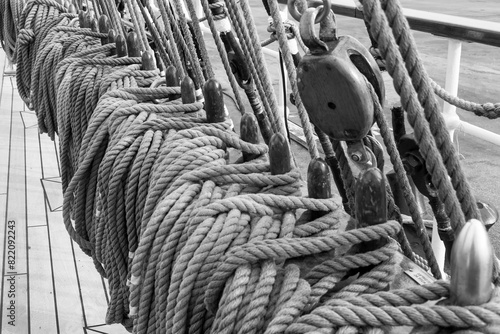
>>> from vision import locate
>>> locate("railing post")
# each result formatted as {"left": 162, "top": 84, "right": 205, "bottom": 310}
{"left": 430, "top": 39, "right": 463, "bottom": 276}
{"left": 442, "top": 39, "right": 462, "bottom": 141}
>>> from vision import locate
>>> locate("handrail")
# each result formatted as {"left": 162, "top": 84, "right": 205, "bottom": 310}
{"left": 278, "top": 0, "right": 500, "bottom": 47}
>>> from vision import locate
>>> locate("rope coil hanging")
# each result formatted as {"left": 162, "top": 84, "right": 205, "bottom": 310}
{"left": 5, "top": 0, "right": 500, "bottom": 333}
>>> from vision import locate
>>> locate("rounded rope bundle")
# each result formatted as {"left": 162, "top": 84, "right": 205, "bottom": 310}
{"left": 7, "top": 0, "right": 500, "bottom": 333}
{"left": 61, "top": 84, "right": 311, "bottom": 326}
{"left": 0, "top": 0, "right": 24, "bottom": 63}
{"left": 56, "top": 58, "right": 159, "bottom": 189}
{"left": 16, "top": 0, "right": 68, "bottom": 103}
{"left": 32, "top": 24, "right": 108, "bottom": 137}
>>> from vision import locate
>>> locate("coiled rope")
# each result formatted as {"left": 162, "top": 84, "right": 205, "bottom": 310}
{"left": 6, "top": 0, "right": 500, "bottom": 333}
{"left": 0, "top": 0, "right": 24, "bottom": 63}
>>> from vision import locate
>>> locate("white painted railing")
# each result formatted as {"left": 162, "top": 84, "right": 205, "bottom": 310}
{"left": 272, "top": 0, "right": 500, "bottom": 145}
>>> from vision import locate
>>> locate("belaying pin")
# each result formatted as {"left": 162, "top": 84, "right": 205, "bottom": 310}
{"left": 83, "top": 10, "right": 94, "bottom": 29}
{"left": 269, "top": 133, "right": 293, "bottom": 175}
{"left": 108, "top": 29, "right": 117, "bottom": 56}
{"left": 126, "top": 32, "right": 142, "bottom": 57}
{"left": 204, "top": 78, "right": 228, "bottom": 124}
{"left": 307, "top": 157, "right": 332, "bottom": 219}
{"left": 297, "top": 6, "right": 384, "bottom": 142}
{"left": 450, "top": 219, "right": 494, "bottom": 306}
{"left": 90, "top": 18, "right": 98, "bottom": 32}
{"left": 98, "top": 15, "right": 110, "bottom": 45}
{"left": 240, "top": 113, "right": 261, "bottom": 162}
{"left": 78, "top": 10, "right": 86, "bottom": 28}
{"left": 141, "top": 51, "right": 156, "bottom": 71}
{"left": 181, "top": 76, "right": 196, "bottom": 104}
{"left": 165, "top": 66, "right": 181, "bottom": 100}
{"left": 67, "top": 3, "right": 77, "bottom": 14}
{"left": 115, "top": 34, "right": 128, "bottom": 58}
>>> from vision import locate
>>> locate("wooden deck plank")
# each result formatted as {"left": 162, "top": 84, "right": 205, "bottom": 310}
{"left": 24, "top": 123, "right": 58, "bottom": 332}
{"left": 46, "top": 208, "right": 86, "bottom": 333}
{"left": 0, "top": 49, "right": 127, "bottom": 333}
{"left": 1, "top": 70, "right": 29, "bottom": 333}
{"left": 0, "top": 57, "right": 14, "bottom": 194}
{"left": 37, "top": 119, "right": 89, "bottom": 334}
{"left": 73, "top": 244, "right": 113, "bottom": 328}
{"left": 37, "top": 112, "right": 127, "bottom": 333}
{"left": 26, "top": 227, "right": 58, "bottom": 333}
{"left": 39, "top": 131, "right": 61, "bottom": 180}
{"left": 25, "top": 126, "right": 48, "bottom": 228}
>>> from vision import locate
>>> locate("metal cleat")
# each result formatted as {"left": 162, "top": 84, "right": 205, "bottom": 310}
{"left": 450, "top": 218, "right": 494, "bottom": 306}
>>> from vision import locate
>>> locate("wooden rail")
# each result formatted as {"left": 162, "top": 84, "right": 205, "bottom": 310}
{"left": 278, "top": 0, "right": 500, "bottom": 48}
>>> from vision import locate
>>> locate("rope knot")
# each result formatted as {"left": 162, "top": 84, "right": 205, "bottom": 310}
{"left": 267, "top": 20, "right": 295, "bottom": 40}
{"left": 17, "top": 28, "right": 35, "bottom": 45}
{"left": 208, "top": 1, "right": 226, "bottom": 21}
{"left": 481, "top": 102, "right": 500, "bottom": 119}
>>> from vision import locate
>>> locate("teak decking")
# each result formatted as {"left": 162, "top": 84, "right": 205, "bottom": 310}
{"left": 0, "top": 50, "right": 128, "bottom": 333}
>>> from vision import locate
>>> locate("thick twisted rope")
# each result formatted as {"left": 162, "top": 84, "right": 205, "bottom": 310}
{"left": 431, "top": 80, "right": 500, "bottom": 119}
{"left": 0, "top": 0, "right": 24, "bottom": 62}
{"left": 267, "top": 0, "right": 319, "bottom": 159}
{"left": 200, "top": 0, "right": 246, "bottom": 113}
{"left": 8, "top": 2, "right": 500, "bottom": 334}
{"left": 360, "top": 0, "right": 476, "bottom": 234}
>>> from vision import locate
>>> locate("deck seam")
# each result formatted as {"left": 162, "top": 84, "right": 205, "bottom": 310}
{"left": 0, "top": 60, "right": 14, "bottom": 329}
{"left": 23, "top": 91, "right": 32, "bottom": 334}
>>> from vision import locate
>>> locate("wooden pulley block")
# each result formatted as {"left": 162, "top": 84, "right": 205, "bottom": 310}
{"left": 296, "top": 6, "right": 385, "bottom": 141}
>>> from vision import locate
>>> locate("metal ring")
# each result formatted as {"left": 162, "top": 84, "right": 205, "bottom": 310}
{"left": 288, "top": 0, "right": 331, "bottom": 24}
{"left": 150, "top": 77, "right": 167, "bottom": 104}
{"left": 315, "top": 0, "right": 331, "bottom": 24}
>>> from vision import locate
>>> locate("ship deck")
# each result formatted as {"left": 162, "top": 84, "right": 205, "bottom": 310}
{"left": 0, "top": 50, "right": 128, "bottom": 334}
